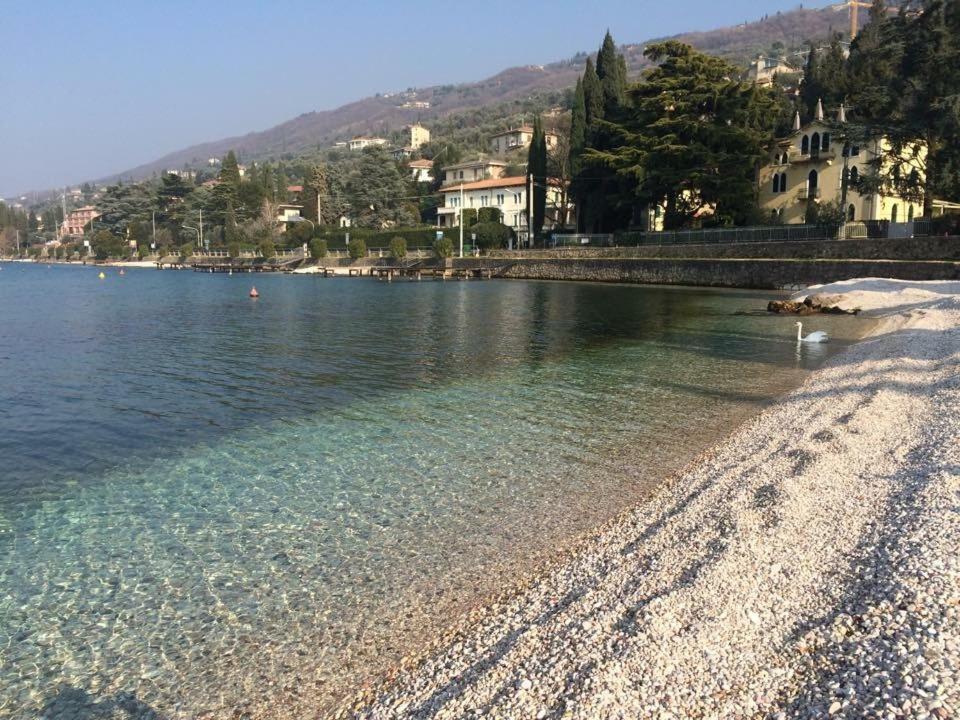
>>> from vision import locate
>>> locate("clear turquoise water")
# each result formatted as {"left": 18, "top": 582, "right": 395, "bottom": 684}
{"left": 0, "top": 264, "right": 865, "bottom": 718}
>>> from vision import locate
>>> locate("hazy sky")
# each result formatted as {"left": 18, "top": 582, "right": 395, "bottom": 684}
{"left": 0, "top": 0, "right": 827, "bottom": 197}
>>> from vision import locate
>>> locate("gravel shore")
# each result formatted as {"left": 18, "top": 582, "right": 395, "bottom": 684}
{"left": 351, "top": 279, "right": 960, "bottom": 720}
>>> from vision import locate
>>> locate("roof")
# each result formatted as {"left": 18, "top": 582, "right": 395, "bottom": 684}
{"left": 443, "top": 158, "right": 509, "bottom": 171}
{"left": 439, "top": 176, "right": 528, "bottom": 193}
{"left": 490, "top": 126, "right": 559, "bottom": 138}
{"left": 408, "top": 159, "right": 434, "bottom": 168}
{"left": 286, "top": 185, "right": 303, "bottom": 193}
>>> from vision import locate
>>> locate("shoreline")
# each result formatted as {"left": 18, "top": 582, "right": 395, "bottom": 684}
{"left": 349, "top": 278, "right": 960, "bottom": 719}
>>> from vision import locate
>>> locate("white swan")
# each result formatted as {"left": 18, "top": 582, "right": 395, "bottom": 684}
{"left": 796, "top": 321, "right": 829, "bottom": 343}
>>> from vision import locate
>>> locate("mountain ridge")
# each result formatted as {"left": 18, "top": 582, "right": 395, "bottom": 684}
{"left": 68, "top": 4, "right": 858, "bottom": 192}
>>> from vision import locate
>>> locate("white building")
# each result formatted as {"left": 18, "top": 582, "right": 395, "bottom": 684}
{"left": 348, "top": 136, "right": 389, "bottom": 151}
{"left": 275, "top": 204, "right": 303, "bottom": 229}
{"left": 408, "top": 159, "right": 434, "bottom": 183}
{"left": 440, "top": 158, "right": 508, "bottom": 187}
{"left": 436, "top": 176, "right": 572, "bottom": 239}
{"left": 489, "top": 126, "right": 559, "bottom": 156}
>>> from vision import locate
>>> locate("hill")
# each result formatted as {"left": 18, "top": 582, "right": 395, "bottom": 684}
{"left": 103, "top": 3, "right": 857, "bottom": 185}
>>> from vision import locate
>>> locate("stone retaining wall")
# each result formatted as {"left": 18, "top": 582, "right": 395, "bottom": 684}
{"left": 487, "top": 236, "right": 960, "bottom": 262}
{"left": 453, "top": 257, "right": 960, "bottom": 289}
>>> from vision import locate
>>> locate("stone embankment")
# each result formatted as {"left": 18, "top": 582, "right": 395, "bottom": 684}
{"left": 351, "top": 279, "right": 960, "bottom": 719}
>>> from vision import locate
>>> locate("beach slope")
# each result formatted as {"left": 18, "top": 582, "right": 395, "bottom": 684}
{"left": 352, "top": 279, "right": 960, "bottom": 719}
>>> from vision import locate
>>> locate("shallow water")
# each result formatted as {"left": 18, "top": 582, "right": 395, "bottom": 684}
{"left": 0, "top": 264, "right": 866, "bottom": 718}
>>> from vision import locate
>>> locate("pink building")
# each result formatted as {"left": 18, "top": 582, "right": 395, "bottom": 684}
{"left": 61, "top": 206, "right": 100, "bottom": 237}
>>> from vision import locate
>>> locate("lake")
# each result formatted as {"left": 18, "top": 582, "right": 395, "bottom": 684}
{"left": 0, "top": 264, "right": 865, "bottom": 718}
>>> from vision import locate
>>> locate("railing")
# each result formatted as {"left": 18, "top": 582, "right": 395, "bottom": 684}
{"left": 797, "top": 187, "right": 821, "bottom": 200}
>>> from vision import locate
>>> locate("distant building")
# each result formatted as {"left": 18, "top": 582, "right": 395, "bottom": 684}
{"left": 436, "top": 176, "right": 572, "bottom": 240}
{"left": 745, "top": 55, "right": 797, "bottom": 86}
{"left": 61, "top": 206, "right": 100, "bottom": 237}
{"left": 489, "top": 126, "right": 559, "bottom": 156}
{"left": 408, "top": 159, "right": 434, "bottom": 183}
{"left": 348, "top": 136, "right": 389, "bottom": 151}
{"left": 758, "top": 104, "right": 925, "bottom": 225}
{"left": 409, "top": 123, "right": 430, "bottom": 150}
{"left": 400, "top": 101, "right": 431, "bottom": 109}
{"left": 275, "top": 204, "right": 303, "bottom": 229}
{"left": 164, "top": 169, "right": 196, "bottom": 180}
{"left": 207, "top": 157, "right": 221, "bottom": 166}
{"left": 440, "top": 157, "right": 509, "bottom": 187}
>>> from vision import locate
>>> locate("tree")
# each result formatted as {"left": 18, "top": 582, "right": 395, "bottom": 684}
{"left": 309, "top": 238, "right": 328, "bottom": 259}
{"left": 432, "top": 236, "right": 454, "bottom": 258}
{"left": 258, "top": 238, "right": 276, "bottom": 258}
{"left": 389, "top": 236, "right": 407, "bottom": 259}
{"left": 596, "top": 31, "right": 626, "bottom": 110}
{"left": 224, "top": 202, "right": 240, "bottom": 245}
{"left": 286, "top": 220, "right": 313, "bottom": 245}
{"left": 92, "top": 229, "right": 127, "bottom": 260}
{"left": 527, "top": 116, "right": 548, "bottom": 237}
{"left": 586, "top": 41, "right": 781, "bottom": 229}
{"left": 220, "top": 151, "right": 242, "bottom": 188}
{"left": 302, "top": 164, "right": 330, "bottom": 224}
{"left": 348, "top": 237, "right": 367, "bottom": 259}
{"left": 582, "top": 58, "right": 604, "bottom": 127}
{"left": 570, "top": 77, "right": 587, "bottom": 174}
{"left": 347, "top": 147, "right": 418, "bottom": 228}
{"left": 472, "top": 221, "right": 515, "bottom": 250}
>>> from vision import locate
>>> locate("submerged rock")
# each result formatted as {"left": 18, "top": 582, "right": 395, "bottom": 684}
{"left": 767, "top": 297, "right": 859, "bottom": 315}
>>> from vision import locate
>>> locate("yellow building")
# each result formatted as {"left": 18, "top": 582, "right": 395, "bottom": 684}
{"left": 408, "top": 123, "right": 430, "bottom": 150}
{"left": 758, "top": 103, "right": 924, "bottom": 225}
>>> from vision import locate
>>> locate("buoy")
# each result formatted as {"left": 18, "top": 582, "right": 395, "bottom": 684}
{"left": 98, "top": 272, "right": 106, "bottom": 279}
{"left": 119, "top": 269, "right": 125, "bottom": 275}
{"left": 249, "top": 287, "right": 259, "bottom": 298}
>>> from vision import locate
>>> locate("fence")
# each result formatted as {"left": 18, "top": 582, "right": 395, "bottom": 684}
{"left": 551, "top": 221, "right": 938, "bottom": 249}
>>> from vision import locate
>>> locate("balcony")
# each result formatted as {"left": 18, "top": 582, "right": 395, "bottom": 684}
{"left": 797, "top": 187, "right": 821, "bottom": 201}
{"left": 790, "top": 149, "right": 836, "bottom": 164}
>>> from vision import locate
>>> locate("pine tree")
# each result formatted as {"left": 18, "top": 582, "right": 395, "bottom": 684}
{"left": 220, "top": 151, "right": 241, "bottom": 188}
{"left": 224, "top": 202, "right": 240, "bottom": 245}
{"left": 582, "top": 58, "right": 604, "bottom": 128}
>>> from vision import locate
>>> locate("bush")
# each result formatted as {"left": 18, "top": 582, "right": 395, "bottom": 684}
{"left": 309, "top": 238, "right": 327, "bottom": 259}
{"left": 348, "top": 238, "right": 367, "bottom": 260}
{"left": 477, "top": 207, "right": 503, "bottom": 224}
{"left": 460, "top": 208, "right": 478, "bottom": 228}
{"left": 93, "top": 230, "right": 129, "bottom": 260}
{"left": 389, "top": 236, "right": 407, "bottom": 260}
{"left": 179, "top": 243, "right": 193, "bottom": 260}
{"left": 259, "top": 239, "right": 276, "bottom": 259}
{"left": 472, "top": 222, "right": 515, "bottom": 251}
{"left": 228, "top": 242, "right": 241, "bottom": 259}
{"left": 433, "top": 236, "right": 454, "bottom": 258}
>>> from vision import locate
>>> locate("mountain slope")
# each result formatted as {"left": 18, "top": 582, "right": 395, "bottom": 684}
{"left": 108, "top": 3, "right": 855, "bottom": 183}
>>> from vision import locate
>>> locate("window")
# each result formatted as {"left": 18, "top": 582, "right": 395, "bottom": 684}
{"left": 480, "top": 195, "right": 488, "bottom": 206}
{"left": 849, "top": 166, "right": 859, "bottom": 187}
{"left": 497, "top": 194, "right": 504, "bottom": 205}
{"left": 808, "top": 169, "right": 819, "bottom": 193}
{"left": 822, "top": 133, "right": 831, "bottom": 151}
{"left": 515, "top": 192, "right": 522, "bottom": 204}
{"left": 801, "top": 135, "right": 810, "bottom": 155}
{"left": 891, "top": 205, "right": 899, "bottom": 222}
{"left": 811, "top": 132, "right": 821, "bottom": 154}
{"left": 848, "top": 204, "right": 856, "bottom": 222}
{"left": 851, "top": 145, "right": 860, "bottom": 156}
{"left": 459, "top": 171, "right": 464, "bottom": 179}
{"left": 773, "top": 175, "right": 780, "bottom": 193}
{"left": 908, "top": 205, "right": 914, "bottom": 221}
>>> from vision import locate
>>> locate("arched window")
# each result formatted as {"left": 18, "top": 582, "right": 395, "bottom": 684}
{"left": 822, "top": 133, "right": 831, "bottom": 151}
{"left": 849, "top": 166, "right": 859, "bottom": 188}
{"left": 808, "top": 169, "right": 819, "bottom": 193}
{"left": 780, "top": 173, "right": 788, "bottom": 192}
{"left": 848, "top": 204, "right": 856, "bottom": 222}
{"left": 801, "top": 135, "right": 810, "bottom": 155}
{"left": 891, "top": 204, "right": 899, "bottom": 223}
{"left": 811, "top": 132, "right": 821, "bottom": 154}
{"left": 772, "top": 174, "right": 780, "bottom": 193}
{"left": 908, "top": 205, "right": 914, "bottom": 221}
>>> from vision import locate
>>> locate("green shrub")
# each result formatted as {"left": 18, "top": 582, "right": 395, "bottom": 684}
{"left": 348, "top": 238, "right": 367, "bottom": 260}
{"left": 472, "top": 222, "right": 515, "bottom": 251}
{"left": 309, "top": 238, "right": 328, "bottom": 259}
{"left": 433, "top": 236, "right": 454, "bottom": 258}
{"left": 259, "top": 239, "right": 276, "bottom": 259}
{"left": 179, "top": 243, "right": 193, "bottom": 260}
{"left": 389, "top": 236, "right": 407, "bottom": 260}
{"left": 460, "top": 208, "right": 478, "bottom": 228}
{"left": 477, "top": 207, "right": 503, "bottom": 224}
{"left": 228, "top": 242, "right": 241, "bottom": 259}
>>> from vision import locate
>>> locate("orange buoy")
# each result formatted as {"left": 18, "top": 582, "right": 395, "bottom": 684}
{"left": 249, "top": 287, "right": 259, "bottom": 298}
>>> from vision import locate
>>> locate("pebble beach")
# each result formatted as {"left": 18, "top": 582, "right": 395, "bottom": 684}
{"left": 352, "top": 279, "right": 960, "bottom": 719}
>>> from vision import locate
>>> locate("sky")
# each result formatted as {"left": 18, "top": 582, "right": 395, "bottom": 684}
{"left": 0, "top": 0, "right": 828, "bottom": 198}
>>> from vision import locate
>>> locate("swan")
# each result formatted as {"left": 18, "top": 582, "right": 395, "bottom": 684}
{"left": 796, "top": 321, "right": 829, "bottom": 343}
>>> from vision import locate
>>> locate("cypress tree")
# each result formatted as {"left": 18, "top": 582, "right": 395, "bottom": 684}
{"left": 570, "top": 77, "right": 587, "bottom": 173}
{"left": 582, "top": 58, "right": 604, "bottom": 128}
{"left": 596, "top": 31, "right": 626, "bottom": 110}
{"left": 527, "top": 116, "right": 548, "bottom": 238}
{"left": 224, "top": 202, "right": 239, "bottom": 245}
{"left": 220, "top": 151, "right": 241, "bottom": 188}
{"left": 303, "top": 164, "right": 329, "bottom": 224}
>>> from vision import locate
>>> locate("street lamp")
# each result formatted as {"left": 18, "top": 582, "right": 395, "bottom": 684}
{"left": 183, "top": 224, "right": 200, "bottom": 253}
